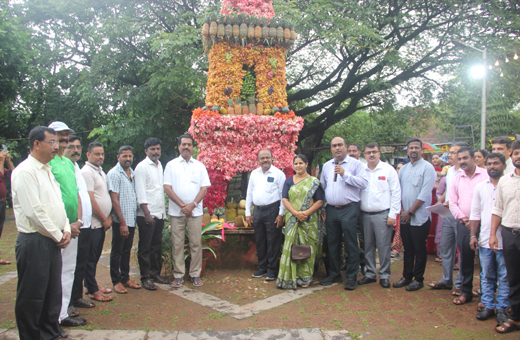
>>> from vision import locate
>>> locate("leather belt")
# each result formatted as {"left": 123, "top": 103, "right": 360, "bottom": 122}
{"left": 503, "top": 226, "right": 520, "bottom": 235}
{"left": 361, "top": 209, "right": 389, "bottom": 215}
{"left": 255, "top": 201, "right": 280, "bottom": 211}
{"left": 331, "top": 202, "right": 356, "bottom": 210}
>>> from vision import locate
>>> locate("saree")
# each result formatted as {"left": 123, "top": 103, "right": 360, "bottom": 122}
{"left": 276, "top": 176, "right": 322, "bottom": 290}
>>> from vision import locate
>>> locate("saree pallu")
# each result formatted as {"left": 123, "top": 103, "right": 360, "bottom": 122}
{"left": 276, "top": 177, "right": 321, "bottom": 290}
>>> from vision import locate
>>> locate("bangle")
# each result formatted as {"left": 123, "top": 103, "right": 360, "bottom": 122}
{"left": 77, "top": 219, "right": 83, "bottom": 226}
{"left": 470, "top": 235, "right": 477, "bottom": 239}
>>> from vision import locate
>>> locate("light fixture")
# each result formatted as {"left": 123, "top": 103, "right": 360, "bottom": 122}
{"left": 495, "top": 60, "right": 500, "bottom": 66}
{"left": 500, "top": 72, "right": 504, "bottom": 77}
{"left": 489, "top": 65, "right": 493, "bottom": 69}
{"left": 505, "top": 57, "right": 509, "bottom": 63}
{"left": 515, "top": 53, "right": 519, "bottom": 60}
{"left": 470, "top": 65, "right": 486, "bottom": 79}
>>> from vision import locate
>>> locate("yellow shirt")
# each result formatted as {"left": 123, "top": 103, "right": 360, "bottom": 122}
{"left": 11, "top": 155, "right": 71, "bottom": 242}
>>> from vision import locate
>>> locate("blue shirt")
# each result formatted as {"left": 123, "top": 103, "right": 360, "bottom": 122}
{"left": 398, "top": 159, "right": 436, "bottom": 226}
{"left": 320, "top": 155, "right": 368, "bottom": 206}
{"left": 107, "top": 163, "right": 137, "bottom": 227}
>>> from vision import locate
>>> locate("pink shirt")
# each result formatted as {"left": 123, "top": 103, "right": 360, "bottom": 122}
{"left": 449, "top": 166, "right": 489, "bottom": 220}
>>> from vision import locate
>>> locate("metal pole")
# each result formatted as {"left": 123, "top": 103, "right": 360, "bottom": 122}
{"left": 481, "top": 48, "right": 487, "bottom": 149}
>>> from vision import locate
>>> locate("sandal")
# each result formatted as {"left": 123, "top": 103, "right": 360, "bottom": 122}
{"left": 113, "top": 283, "right": 128, "bottom": 294}
{"left": 88, "top": 291, "right": 113, "bottom": 302}
{"left": 67, "top": 306, "right": 79, "bottom": 318}
{"left": 60, "top": 316, "right": 87, "bottom": 327}
{"left": 429, "top": 281, "right": 452, "bottom": 290}
{"left": 477, "top": 302, "right": 485, "bottom": 312}
{"left": 452, "top": 287, "right": 462, "bottom": 296}
{"left": 191, "top": 277, "right": 203, "bottom": 287}
{"left": 172, "top": 278, "right": 184, "bottom": 288}
{"left": 435, "top": 257, "right": 442, "bottom": 263}
{"left": 72, "top": 298, "right": 95, "bottom": 308}
{"left": 496, "top": 319, "right": 520, "bottom": 334}
{"left": 453, "top": 294, "right": 472, "bottom": 305}
{"left": 99, "top": 286, "right": 112, "bottom": 294}
{"left": 473, "top": 289, "right": 480, "bottom": 297}
{"left": 453, "top": 264, "right": 459, "bottom": 271}
{"left": 0, "top": 259, "right": 11, "bottom": 265}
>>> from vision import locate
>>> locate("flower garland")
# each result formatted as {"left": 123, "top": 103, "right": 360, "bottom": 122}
{"left": 206, "top": 42, "right": 287, "bottom": 111}
{"left": 220, "top": 0, "right": 275, "bottom": 19}
{"left": 205, "top": 169, "right": 228, "bottom": 214}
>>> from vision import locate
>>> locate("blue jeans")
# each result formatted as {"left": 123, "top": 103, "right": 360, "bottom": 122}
{"left": 479, "top": 246, "right": 509, "bottom": 310}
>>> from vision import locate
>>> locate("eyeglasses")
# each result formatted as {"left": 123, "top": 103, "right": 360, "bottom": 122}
{"left": 66, "top": 145, "right": 82, "bottom": 150}
{"left": 364, "top": 151, "right": 379, "bottom": 155}
{"left": 41, "top": 140, "right": 58, "bottom": 146}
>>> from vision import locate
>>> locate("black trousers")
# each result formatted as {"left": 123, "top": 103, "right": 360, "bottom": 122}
{"left": 15, "top": 232, "right": 62, "bottom": 340}
{"left": 0, "top": 201, "right": 5, "bottom": 237}
{"left": 456, "top": 221, "right": 476, "bottom": 296}
{"left": 502, "top": 227, "right": 520, "bottom": 321}
{"left": 401, "top": 219, "right": 430, "bottom": 282}
{"left": 71, "top": 227, "right": 91, "bottom": 302}
{"left": 110, "top": 222, "right": 136, "bottom": 285}
{"left": 357, "top": 214, "right": 365, "bottom": 266}
{"left": 326, "top": 202, "right": 360, "bottom": 281}
{"left": 253, "top": 201, "right": 283, "bottom": 274}
{"left": 137, "top": 216, "right": 165, "bottom": 280}
{"left": 85, "top": 227, "right": 105, "bottom": 294}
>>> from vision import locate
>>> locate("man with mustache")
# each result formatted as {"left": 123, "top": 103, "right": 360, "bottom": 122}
{"left": 245, "top": 149, "right": 286, "bottom": 281}
{"left": 135, "top": 138, "right": 169, "bottom": 291}
{"left": 393, "top": 138, "right": 436, "bottom": 291}
{"left": 82, "top": 142, "right": 113, "bottom": 302}
{"left": 469, "top": 153, "right": 509, "bottom": 323}
{"left": 429, "top": 142, "right": 466, "bottom": 294}
{"left": 164, "top": 135, "right": 211, "bottom": 288}
{"left": 347, "top": 143, "right": 361, "bottom": 160}
{"left": 490, "top": 140, "right": 520, "bottom": 334}
{"left": 449, "top": 146, "right": 489, "bottom": 305}
{"left": 47, "top": 121, "right": 87, "bottom": 334}
{"left": 107, "top": 146, "right": 140, "bottom": 294}
{"left": 492, "top": 137, "right": 514, "bottom": 175}
{"left": 320, "top": 137, "right": 368, "bottom": 290}
{"left": 63, "top": 136, "right": 96, "bottom": 313}
{"left": 12, "top": 126, "right": 71, "bottom": 340}
{"left": 358, "top": 143, "right": 401, "bottom": 288}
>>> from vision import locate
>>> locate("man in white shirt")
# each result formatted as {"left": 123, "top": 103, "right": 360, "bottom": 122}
{"left": 135, "top": 138, "right": 168, "bottom": 291}
{"left": 469, "top": 153, "right": 509, "bottom": 324}
{"left": 64, "top": 135, "right": 95, "bottom": 311}
{"left": 12, "top": 126, "right": 71, "bottom": 340}
{"left": 492, "top": 137, "right": 513, "bottom": 175}
{"left": 164, "top": 135, "right": 210, "bottom": 288}
{"left": 429, "top": 142, "right": 465, "bottom": 292}
{"left": 245, "top": 150, "right": 285, "bottom": 281}
{"left": 358, "top": 143, "right": 401, "bottom": 288}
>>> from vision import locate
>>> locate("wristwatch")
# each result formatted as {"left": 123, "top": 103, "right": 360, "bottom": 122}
{"left": 408, "top": 211, "right": 414, "bottom": 216}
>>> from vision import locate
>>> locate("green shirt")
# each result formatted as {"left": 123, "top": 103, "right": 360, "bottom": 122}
{"left": 49, "top": 155, "right": 78, "bottom": 223}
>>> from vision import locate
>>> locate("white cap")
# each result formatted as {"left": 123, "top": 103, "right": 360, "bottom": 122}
{"left": 48, "top": 121, "right": 74, "bottom": 133}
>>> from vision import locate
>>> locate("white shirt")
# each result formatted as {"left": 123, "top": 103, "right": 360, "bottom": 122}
{"left": 360, "top": 161, "right": 401, "bottom": 219}
{"left": 505, "top": 157, "right": 514, "bottom": 175}
{"left": 163, "top": 156, "right": 211, "bottom": 217}
{"left": 135, "top": 157, "right": 166, "bottom": 219}
{"left": 11, "top": 155, "right": 71, "bottom": 242}
{"left": 445, "top": 166, "right": 462, "bottom": 204}
{"left": 74, "top": 162, "right": 92, "bottom": 229}
{"left": 245, "top": 165, "right": 285, "bottom": 217}
{"left": 470, "top": 179, "right": 502, "bottom": 249}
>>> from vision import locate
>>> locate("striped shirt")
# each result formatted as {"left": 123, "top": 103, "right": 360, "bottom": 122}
{"left": 320, "top": 156, "right": 368, "bottom": 206}
{"left": 107, "top": 162, "right": 137, "bottom": 227}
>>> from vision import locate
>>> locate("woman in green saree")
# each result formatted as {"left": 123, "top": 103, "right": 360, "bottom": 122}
{"left": 276, "top": 154, "right": 324, "bottom": 290}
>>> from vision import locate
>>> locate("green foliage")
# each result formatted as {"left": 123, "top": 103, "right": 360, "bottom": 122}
{"left": 240, "top": 68, "right": 256, "bottom": 101}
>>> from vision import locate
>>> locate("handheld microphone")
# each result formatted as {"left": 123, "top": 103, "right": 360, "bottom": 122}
{"left": 334, "top": 159, "right": 339, "bottom": 182}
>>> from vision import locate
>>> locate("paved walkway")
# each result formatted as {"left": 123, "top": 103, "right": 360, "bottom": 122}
{"left": 0, "top": 328, "right": 352, "bottom": 339}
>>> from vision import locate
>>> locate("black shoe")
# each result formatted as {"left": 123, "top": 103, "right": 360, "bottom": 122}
{"left": 344, "top": 279, "right": 357, "bottom": 290}
{"left": 252, "top": 269, "right": 267, "bottom": 278}
{"left": 60, "top": 316, "right": 87, "bottom": 327}
{"left": 497, "top": 309, "right": 508, "bottom": 324}
{"left": 320, "top": 276, "right": 343, "bottom": 286}
{"left": 405, "top": 280, "right": 424, "bottom": 291}
{"left": 476, "top": 307, "right": 495, "bottom": 321}
{"left": 141, "top": 278, "right": 157, "bottom": 291}
{"left": 360, "top": 264, "right": 366, "bottom": 276}
{"left": 357, "top": 277, "right": 377, "bottom": 285}
{"left": 151, "top": 276, "right": 171, "bottom": 284}
{"left": 380, "top": 279, "right": 390, "bottom": 288}
{"left": 393, "top": 277, "right": 412, "bottom": 288}
{"left": 58, "top": 325, "right": 68, "bottom": 338}
{"left": 264, "top": 272, "right": 276, "bottom": 281}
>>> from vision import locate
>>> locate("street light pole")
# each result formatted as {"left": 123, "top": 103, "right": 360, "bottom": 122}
{"left": 454, "top": 40, "right": 487, "bottom": 149}
{"left": 480, "top": 48, "right": 487, "bottom": 149}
